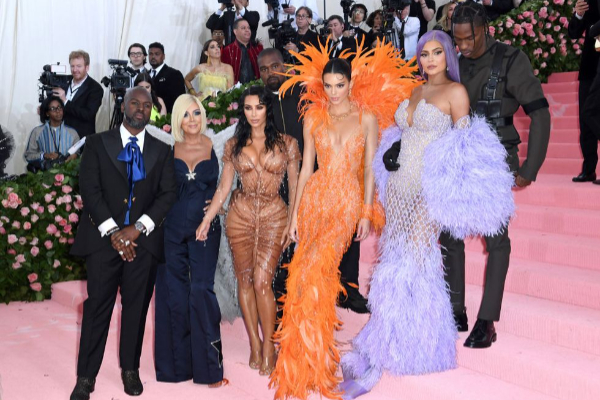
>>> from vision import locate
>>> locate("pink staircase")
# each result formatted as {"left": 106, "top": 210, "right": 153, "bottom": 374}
{"left": 2, "top": 71, "right": 599, "bottom": 400}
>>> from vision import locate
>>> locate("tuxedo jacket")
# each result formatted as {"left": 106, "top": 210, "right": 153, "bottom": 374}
{"left": 71, "top": 128, "right": 176, "bottom": 260}
{"left": 568, "top": 4, "right": 600, "bottom": 82}
{"left": 221, "top": 40, "right": 263, "bottom": 83}
{"left": 206, "top": 9, "right": 260, "bottom": 46}
{"left": 61, "top": 76, "right": 104, "bottom": 138}
{"left": 273, "top": 85, "right": 304, "bottom": 154}
{"left": 152, "top": 64, "right": 186, "bottom": 114}
{"left": 319, "top": 37, "right": 357, "bottom": 62}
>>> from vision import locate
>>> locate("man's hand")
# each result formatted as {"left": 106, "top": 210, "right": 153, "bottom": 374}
{"left": 44, "top": 152, "right": 60, "bottom": 161}
{"left": 283, "top": 5, "right": 296, "bottom": 15}
{"left": 343, "top": 29, "right": 355, "bottom": 38}
{"left": 482, "top": 0, "right": 492, "bottom": 6}
{"left": 574, "top": 0, "right": 589, "bottom": 17}
{"left": 220, "top": 3, "right": 227, "bottom": 11}
{"left": 111, "top": 226, "right": 141, "bottom": 262}
{"left": 233, "top": 0, "right": 244, "bottom": 11}
{"left": 52, "top": 87, "right": 67, "bottom": 103}
{"left": 515, "top": 174, "right": 532, "bottom": 188}
{"left": 66, "top": 154, "right": 78, "bottom": 162}
{"left": 284, "top": 42, "right": 299, "bottom": 53}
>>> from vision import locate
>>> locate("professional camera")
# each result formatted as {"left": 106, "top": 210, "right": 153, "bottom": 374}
{"left": 269, "top": 19, "right": 297, "bottom": 63}
{"left": 381, "top": 0, "right": 411, "bottom": 34}
{"left": 27, "top": 154, "right": 69, "bottom": 173}
{"left": 38, "top": 63, "right": 72, "bottom": 102}
{"left": 218, "top": 0, "right": 234, "bottom": 9}
{"left": 101, "top": 59, "right": 135, "bottom": 129}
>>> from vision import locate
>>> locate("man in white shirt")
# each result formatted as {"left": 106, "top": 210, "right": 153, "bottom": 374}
{"left": 206, "top": 0, "right": 260, "bottom": 45}
{"left": 394, "top": 5, "right": 420, "bottom": 60}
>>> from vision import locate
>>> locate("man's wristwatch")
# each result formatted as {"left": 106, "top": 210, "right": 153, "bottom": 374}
{"left": 134, "top": 221, "right": 147, "bottom": 234}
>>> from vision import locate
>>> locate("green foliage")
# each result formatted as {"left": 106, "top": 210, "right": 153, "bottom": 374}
{"left": 201, "top": 80, "right": 263, "bottom": 133}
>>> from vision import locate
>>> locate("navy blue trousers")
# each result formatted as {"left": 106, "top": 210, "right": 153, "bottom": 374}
{"left": 155, "top": 218, "right": 223, "bottom": 384}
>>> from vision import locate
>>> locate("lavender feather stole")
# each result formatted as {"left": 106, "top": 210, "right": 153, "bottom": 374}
{"left": 421, "top": 116, "right": 515, "bottom": 239}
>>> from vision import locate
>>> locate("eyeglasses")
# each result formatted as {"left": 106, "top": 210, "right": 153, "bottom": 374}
{"left": 353, "top": 10, "right": 365, "bottom": 14}
{"left": 296, "top": 14, "right": 310, "bottom": 19}
{"left": 129, "top": 52, "right": 144, "bottom": 57}
{"left": 213, "top": 32, "right": 224, "bottom": 37}
{"left": 49, "top": 106, "right": 63, "bottom": 112}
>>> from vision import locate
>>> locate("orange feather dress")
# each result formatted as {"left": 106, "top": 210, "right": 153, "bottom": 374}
{"left": 269, "top": 40, "right": 420, "bottom": 400}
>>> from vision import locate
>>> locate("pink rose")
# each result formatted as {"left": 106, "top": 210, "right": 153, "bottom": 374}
{"left": 538, "top": 7, "right": 548, "bottom": 18}
{"left": 498, "top": 27, "right": 503, "bottom": 34}
{"left": 68, "top": 238, "right": 75, "bottom": 244}
{"left": 547, "top": 36, "right": 555, "bottom": 44}
{"left": 59, "top": 219, "right": 67, "bottom": 227}
{"left": 232, "top": 102, "right": 239, "bottom": 110}
{"left": 162, "top": 124, "right": 171, "bottom": 133}
{"left": 8, "top": 234, "right": 17, "bottom": 244}
{"left": 12, "top": 262, "right": 21, "bottom": 270}
{"left": 12, "top": 221, "right": 21, "bottom": 229}
{"left": 68, "top": 213, "right": 79, "bottom": 223}
{"left": 541, "top": 62, "right": 547, "bottom": 68}
{"left": 553, "top": 0, "right": 564, "bottom": 4}
{"left": 19, "top": 236, "right": 27, "bottom": 245}
{"left": 65, "top": 204, "right": 72, "bottom": 211}
{"left": 31, "top": 237, "right": 39, "bottom": 245}
{"left": 62, "top": 195, "right": 72, "bottom": 203}
{"left": 574, "top": 44, "right": 580, "bottom": 50}
{"left": 548, "top": 15, "right": 557, "bottom": 22}
{"left": 30, "top": 246, "right": 39, "bottom": 257}
{"left": 28, "top": 273, "right": 38, "bottom": 283}
{"left": 520, "top": 40, "right": 527, "bottom": 46}
{"left": 20, "top": 207, "right": 30, "bottom": 216}
{"left": 553, "top": 25, "right": 561, "bottom": 32}
{"left": 8, "top": 192, "right": 19, "bottom": 202}
{"left": 512, "top": 28, "right": 520, "bottom": 36}
{"left": 59, "top": 237, "right": 67, "bottom": 244}
{"left": 230, "top": 118, "right": 239, "bottom": 125}
{"left": 55, "top": 215, "right": 63, "bottom": 223}
{"left": 7, "top": 249, "right": 16, "bottom": 255}
{"left": 55, "top": 174, "right": 64, "bottom": 183}
{"left": 533, "top": 48, "right": 543, "bottom": 55}
{"left": 16, "top": 254, "right": 26, "bottom": 263}
{"left": 208, "top": 102, "right": 217, "bottom": 108}
{"left": 543, "top": 52, "right": 549, "bottom": 58}
{"left": 44, "top": 240, "right": 53, "bottom": 250}
{"left": 37, "top": 206, "right": 45, "bottom": 213}
{"left": 488, "top": 26, "right": 495, "bottom": 36}
{"left": 63, "top": 224, "right": 72, "bottom": 233}
{"left": 46, "top": 224, "right": 58, "bottom": 235}
{"left": 550, "top": 47, "right": 556, "bottom": 54}
{"left": 0, "top": 227, "right": 5, "bottom": 234}
{"left": 545, "top": 22, "right": 551, "bottom": 29}
{"left": 1, "top": 199, "right": 8, "bottom": 208}
{"left": 30, "top": 283, "right": 42, "bottom": 292}
{"left": 62, "top": 185, "right": 73, "bottom": 194}
{"left": 576, "top": 49, "right": 582, "bottom": 55}
{"left": 534, "top": 69, "right": 539, "bottom": 76}
{"left": 227, "top": 104, "right": 233, "bottom": 111}
{"left": 53, "top": 259, "right": 61, "bottom": 268}
{"left": 31, "top": 202, "right": 40, "bottom": 210}
{"left": 48, "top": 204, "right": 56, "bottom": 213}
{"left": 44, "top": 193, "right": 53, "bottom": 203}
{"left": 506, "top": 20, "right": 513, "bottom": 28}
{"left": 54, "top": 231, "right": 61, "bottom": 238}
{"left": 24, "top": 222, "right": 32, "bottom": 230}
{"left": 5, "top": 187, "right": 13, "bottom": 194}
{"left": 31, "top": 214, "right": 39, "bottom": 223}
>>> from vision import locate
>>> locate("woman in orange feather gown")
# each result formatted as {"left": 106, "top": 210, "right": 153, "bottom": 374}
{"left": 269, "top": 40, "right": 419, "bottom": 400}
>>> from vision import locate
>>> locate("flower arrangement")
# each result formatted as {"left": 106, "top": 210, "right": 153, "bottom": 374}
{"left": 201, "top": 80, "right": 263, "bottom": 133}
{"left": 0, "top": 160, "right": 85, "bottom": 303}
{"left": 150, "top": 114, "right": 172, "bottom": 133}
{"left": 489, "top": 0, "right": 581, "bottom": 83}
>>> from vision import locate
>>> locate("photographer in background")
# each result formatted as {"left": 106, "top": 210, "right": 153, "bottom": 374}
{"left": 323, "top": 15, "right": 357, "bottom": 60}
{"left": 394, "top": 3, "right": 420, "bottom": 60}
{"left": 206, "top": 0, "right": 260, "bottom": 46}
{"left": 409, "top": 0, "right": 436, "bottom": 39}
{"left": 343, "top": 4, "right": 370, "bottom": 46}
{"left": 283, "top": 6, "right": 320, "bottom": 56}
{"left": 52, "top": 50, "right": 103, "bottom": 138}
{"left": 127, "top": 43, "right": 148, "bottom": 85}
{"left": 268, "top": 0, "right": 321, "bottom": 29}
{"left": 24, "top": 96, "right": 79, "bottom": 171}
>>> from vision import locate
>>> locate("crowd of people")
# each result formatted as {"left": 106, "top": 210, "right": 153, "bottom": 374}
{"left": 4, "top": 1, "right": 581, "bottom": 400}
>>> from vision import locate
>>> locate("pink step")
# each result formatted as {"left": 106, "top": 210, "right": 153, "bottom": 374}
{"left": 465, "top": 229, "right": 600, "bottom": 271}
{"left": 520, "top": 128, "right": 579, "bottom": 144}
{"left": 456, "top": 332, "right": 600, "bottom": 400}
{"left": 545, "top": 91, "right": 578, "bottom": 105}
{"left": 548, "top": 71, "right": 579, "bottom": 83}
{"left": 520, "top": 156, "right": 581, "bottom": 175}
{"left": 519, "top": 142, "right": 582, "bottom": 159}
{"left": 541, "top": 81, "right": 578, "bottom": 94}
{"left": 510, "top": 203, "right": 600, "bottom": 238}
{"left": 515, "top": 116, "right": 578, "bottom": 131}
{"left": 464, "top": 284, "right": 600, "bottom": 355}
{"left": 514, "top": 174, "right": 600, "bottom": 210}
{"left": 466, "top": 251, "right": 600, "bottom": 311}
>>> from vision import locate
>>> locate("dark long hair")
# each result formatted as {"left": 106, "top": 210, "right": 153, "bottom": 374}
{"left": 232, "top": 86, "right": 284, "bottom": 158}
{"left": 200, "top": 39, "right": 218, "bottom": 65}
{"left": 133, "top": 72, "right": 162, "bottom": 113}
{"left": 323, "top": 57, "right": 352, "bottom": 80}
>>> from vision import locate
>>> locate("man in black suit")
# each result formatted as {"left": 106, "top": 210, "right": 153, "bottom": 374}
{"left": 52, "top": 50, "right": 103, "bottom": 138}
{"left": 569, "top": 0, "right": 600, "bottom": 182}
{"left": 206, "top": 0, "right": 260, "bottom": 46}
{"left": 323, "top": 15, "right": 358, "bottom": 61}
{"left": 148, "top": 42, "right": 186, "bottom": 114}
{"left": 69, "top": 87, "right": 176, "bottom": 400}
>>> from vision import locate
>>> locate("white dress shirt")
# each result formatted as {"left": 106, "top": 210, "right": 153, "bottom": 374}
{"left": 150, "top": 63, "right": 165, "bottom": 79}
{"left": 97, "top": 124, "right": 155, "bottom": 236}
{"left": 65, "top": 75, "right": 88, "bottom": 104}
{"left": 394, "top": 16, "right": 420, "bottom": 60}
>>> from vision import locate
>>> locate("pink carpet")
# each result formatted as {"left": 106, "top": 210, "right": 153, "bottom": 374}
{"left": 1, "top": 71, "right": 599, "bottom": 400}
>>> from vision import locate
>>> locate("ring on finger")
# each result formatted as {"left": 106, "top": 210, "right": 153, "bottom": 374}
{"left": 119, "top": 250, "right": 124, "bottom": 255}
{"left": 125, "top": 240, "right": 130, "bottom": 246}
{"left": 119, "top": 239, "right": 124, "bottom": 243}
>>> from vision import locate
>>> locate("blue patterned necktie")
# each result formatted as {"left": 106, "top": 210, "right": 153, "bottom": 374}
{"left": 117, "top": 136, "right": 146, "bottom": 224}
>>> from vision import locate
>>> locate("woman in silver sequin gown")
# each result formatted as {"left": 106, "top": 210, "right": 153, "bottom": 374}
{"left": 341, "top": 31, "right": 490, "bottom": 399}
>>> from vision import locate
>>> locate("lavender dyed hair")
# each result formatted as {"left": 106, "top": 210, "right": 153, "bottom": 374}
{"left": 416, "top": 30, "right": 460, "bottom": 83}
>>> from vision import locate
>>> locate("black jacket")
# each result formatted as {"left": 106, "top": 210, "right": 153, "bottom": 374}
{"left": 71, "top": 129, "right": 176, "bottom": 260}
{"left": 206, "top": 8, "right": 260, "bottom": 46}
{"left": 151, "top": 64, "right": 186, "bottom": 114}
{"left": 568, "top": 5, "right": 600, "bottom": 81}
{"left": 61, "top": 76, "right": 104, "bottom": 138}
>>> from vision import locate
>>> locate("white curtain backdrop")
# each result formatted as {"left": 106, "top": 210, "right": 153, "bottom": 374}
{"left": 0, "top": 0, "right": 393, "bottom": 175}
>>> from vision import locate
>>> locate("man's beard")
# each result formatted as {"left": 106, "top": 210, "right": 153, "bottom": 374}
{"left": 266, "top": 77, "right": 283, "bottom": 92}
{"left": 125, "top": 113, "right": 149, "bottom": 129}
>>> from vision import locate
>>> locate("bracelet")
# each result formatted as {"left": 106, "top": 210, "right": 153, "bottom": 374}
{"left": 107, "top": 227, "right": 120, "bottom": 236}
{"left": 361, "top": 204, "right": 373, "bottom": 220}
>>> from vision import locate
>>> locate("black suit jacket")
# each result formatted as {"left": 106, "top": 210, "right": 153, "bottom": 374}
{"left": 152, "top": 64, "right": 186, "bottom": 114}
{"left": 61, "top": 76, "right": 104, "bottom": 138}
{"left": 273, "top": 85, "right": 304, "bottom": 153}
{"left": 568, "top": 5, "right": 600, "bottom": 81}
{"left": 320, "top": 37, "right": 358, "bottom": 61}
{"left": 71, "top": 128, "right": 176, "bottom": 260}
{"left": 206, "top": 8, "right": 260, "bottom": 46}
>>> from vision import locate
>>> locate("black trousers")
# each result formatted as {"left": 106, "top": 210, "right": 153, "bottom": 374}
{"left": 76, "top": 246, "right": 157, "bottom": 378}
{"left": 440, "top": 227, "right": 511, "bottom": 322}
{"left": 579, "top": 79, "right": 599, "bottom": 174}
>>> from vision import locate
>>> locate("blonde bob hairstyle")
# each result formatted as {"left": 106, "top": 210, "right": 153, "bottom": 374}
{"left": 170, "top": 94, "right": 207, "bottom": 142}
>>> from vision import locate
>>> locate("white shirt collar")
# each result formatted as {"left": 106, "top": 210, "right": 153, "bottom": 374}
{"left": 71, "top": 75, "right": 88, "bottom": 90}
{"left": 152, "top": 63, "right": 165, "bottom": 76}
{"left": 119, "top": 124, "right": 146, "bottom": 153}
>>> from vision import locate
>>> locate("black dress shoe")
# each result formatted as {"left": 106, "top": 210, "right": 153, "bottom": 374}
{"left": 338, "top": 284, "right": 370, "bottom": 314}
{"left": 70, "top": 377, "right": 96, "bottom": 400}
{"left": 121, "top": 370, "right": 143, "bottom": 396}
{"left": 464, "top": 319, "right": 497, "bottom": 349}
{"left": 453, "top": 309, "right": 469, "bottom": 332}
{"left": 572, "top": 172, "right": 596, "bottom": 182}
{"left": 593, "top": 179, "right": 600, "bottom": 185}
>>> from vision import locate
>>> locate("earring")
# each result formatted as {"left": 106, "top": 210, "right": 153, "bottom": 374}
{"left": 446, "top": 66, "right": 449, "bottom": 71}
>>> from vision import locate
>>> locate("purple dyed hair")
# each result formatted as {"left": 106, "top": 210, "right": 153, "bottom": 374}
{"left": 416, "top": 30, "right": 460, "bottom": 83}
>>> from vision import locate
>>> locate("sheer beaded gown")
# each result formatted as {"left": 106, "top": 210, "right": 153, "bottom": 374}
{"left": 342, "top": 99, "right": 466, "bottom": 390}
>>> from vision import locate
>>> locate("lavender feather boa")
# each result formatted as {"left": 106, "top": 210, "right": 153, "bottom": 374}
{"left": 421, "top": 115, "right": 515, "bottom": 239}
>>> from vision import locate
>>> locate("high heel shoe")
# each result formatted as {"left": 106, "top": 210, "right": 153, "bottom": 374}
{"left": 259, "top": 352, "right": 277, "bottom": 376}
{"left": 249, "top": 347, "right": 261, "bottom": 370}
